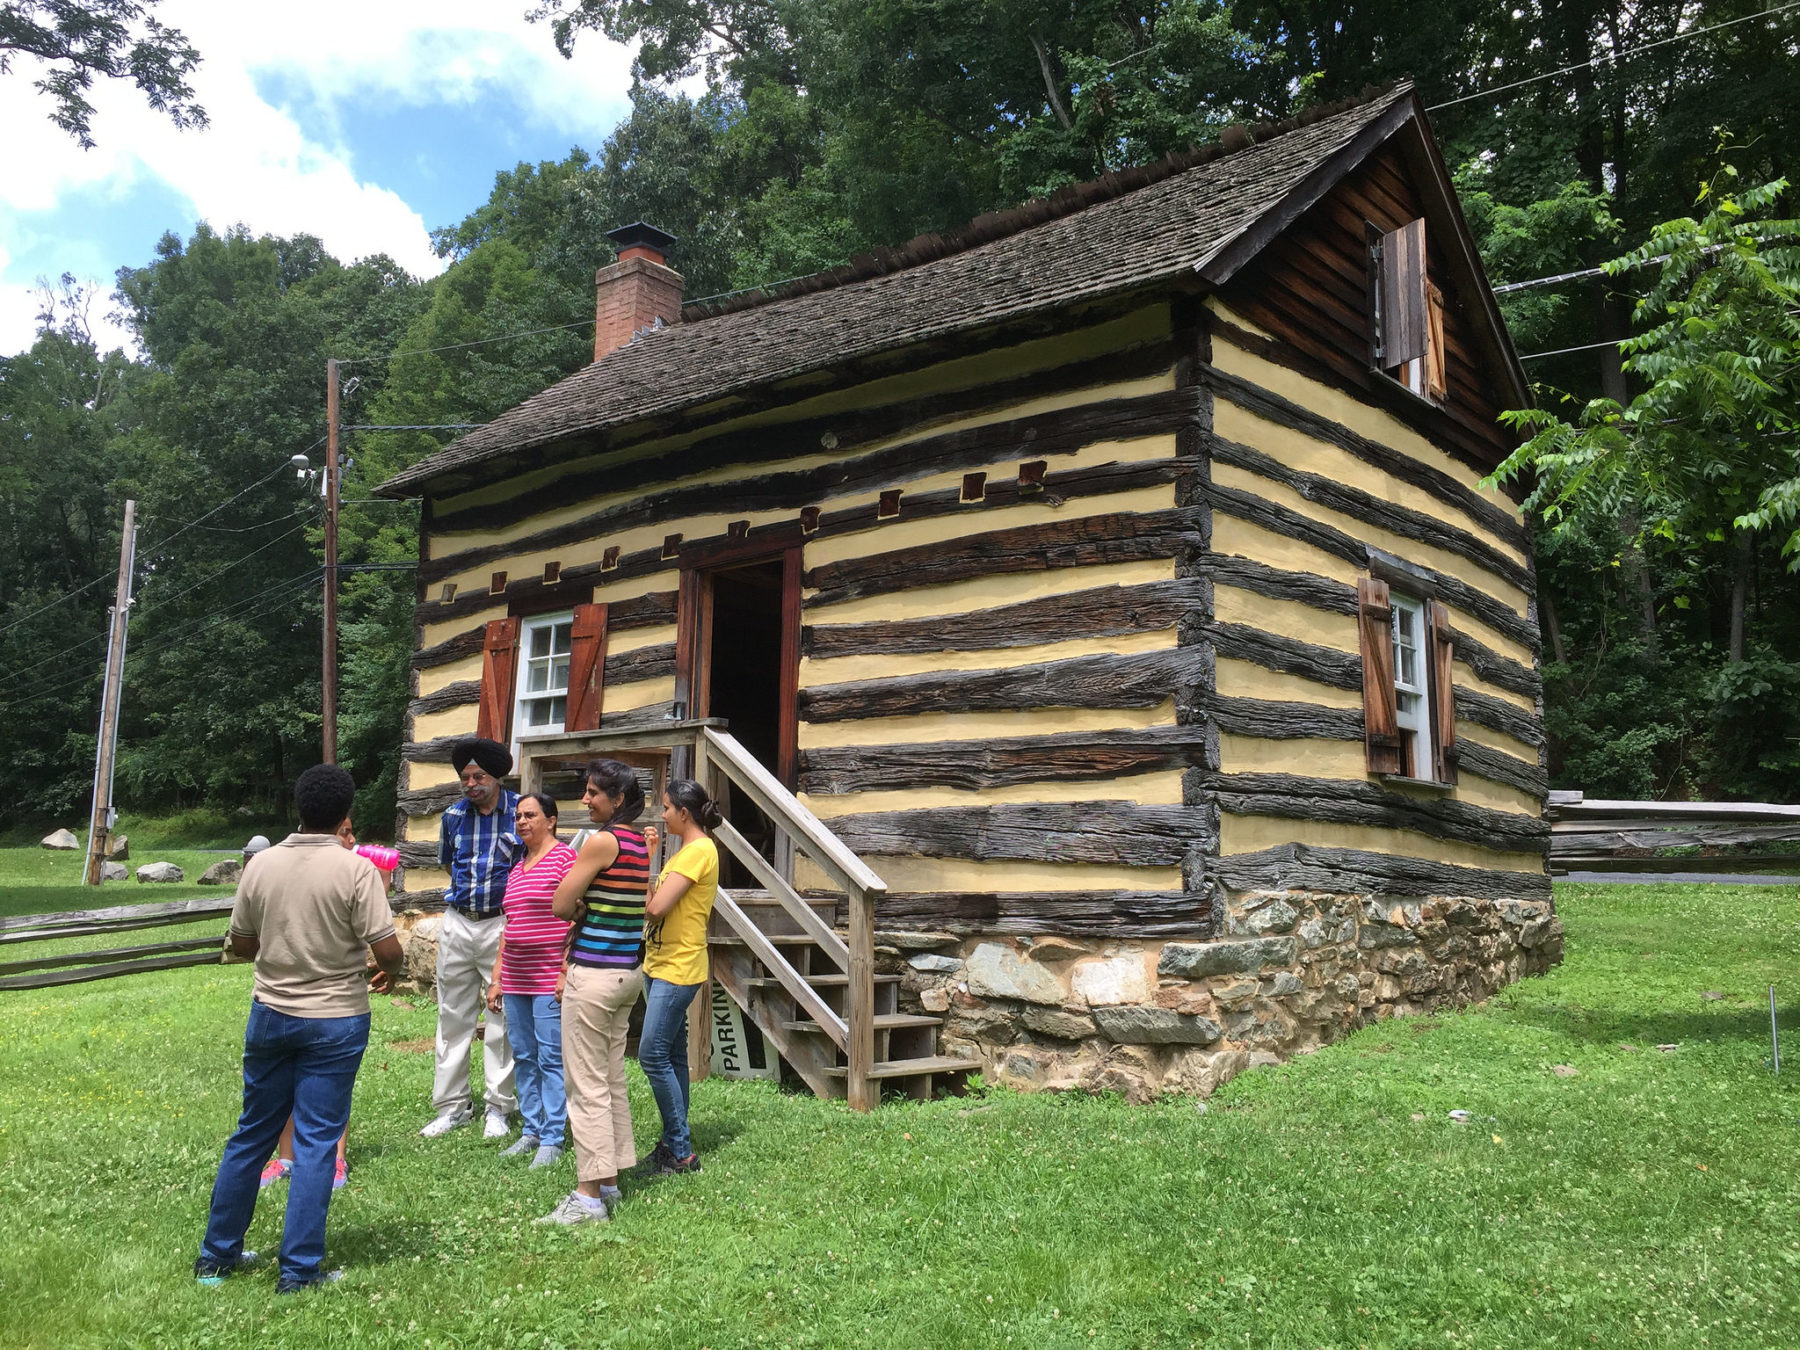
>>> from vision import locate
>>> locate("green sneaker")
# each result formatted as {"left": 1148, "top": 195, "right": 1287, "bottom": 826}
{"left": 194, "top": 1250, "right": 258, "bottom": 1286}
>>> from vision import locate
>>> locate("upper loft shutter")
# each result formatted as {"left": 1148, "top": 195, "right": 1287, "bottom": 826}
{"left": 1425, "top": 280, "right": 1448, "bottom": 401}
{"left": 476, "top": 616, "right": 521, "bottom": 745}
{"left": 1426, "top": 599, "right": 1458, "bottom": 784}
{"left": 1378, "top": 218, "right": 1428, "bottom": 369}
{"left": 565, "top": 602, "right": 610, "bottom": 732}
{"left": 1357, "top": 578, "right": 1402, "bottom": 774}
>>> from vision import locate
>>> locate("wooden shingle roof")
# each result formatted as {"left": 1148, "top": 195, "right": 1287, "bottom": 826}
{"left": 379, "top": 85, "right": 1425, "bottom": 499}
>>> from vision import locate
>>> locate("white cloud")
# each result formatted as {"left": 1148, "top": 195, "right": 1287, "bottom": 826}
{"left": 0, "top": 1, "right": 638, "bottom": 355}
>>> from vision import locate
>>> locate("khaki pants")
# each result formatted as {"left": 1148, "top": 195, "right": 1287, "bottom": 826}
{"left": 432, "top": 907, "right": 516, "bottom": 1116}
{"left": 562, "top": 964, "right": 643, "bottom": 1181}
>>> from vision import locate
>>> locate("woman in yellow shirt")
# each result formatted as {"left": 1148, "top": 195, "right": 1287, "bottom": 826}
{"left": 634, "top": 778, "right": 721, "bottom": 1177}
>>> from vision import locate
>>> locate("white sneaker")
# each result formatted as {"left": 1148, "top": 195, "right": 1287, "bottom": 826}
{"left": 534, "top": 1191, "right": 609, "bottom": 1225}
{"left": 419, "top": 1105, "right": 472, "bottom": 1138}
{"left": 483, "top": 1107, "right": 512, "bottom": 1139}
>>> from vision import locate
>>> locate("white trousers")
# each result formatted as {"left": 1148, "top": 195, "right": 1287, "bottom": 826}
{"left": 432, "top": 906, "right": 516, "bottom": 1115}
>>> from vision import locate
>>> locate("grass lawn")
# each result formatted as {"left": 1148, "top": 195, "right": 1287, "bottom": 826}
{"left": 1, "top": 881, "right": 1798, "bottom": 1349}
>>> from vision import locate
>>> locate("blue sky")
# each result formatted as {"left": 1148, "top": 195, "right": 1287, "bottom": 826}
{"left": 0, "top": 2, "right": 640, "bottom": 355}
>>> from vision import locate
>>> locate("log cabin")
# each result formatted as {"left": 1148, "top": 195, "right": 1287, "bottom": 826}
{"left": 375, "top": 83, "right": 1560, "bottom": 1106}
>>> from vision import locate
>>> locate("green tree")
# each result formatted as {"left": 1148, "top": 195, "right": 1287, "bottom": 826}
{"left": 1, "top": 0, "right": 205, "bottom": 147}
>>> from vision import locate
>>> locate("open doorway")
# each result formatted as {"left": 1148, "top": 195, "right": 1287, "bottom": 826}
{"left": 676, "top": 545, "right": 801, "bottom": 885}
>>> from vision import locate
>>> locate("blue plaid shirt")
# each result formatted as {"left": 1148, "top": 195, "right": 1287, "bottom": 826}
{"left": 437, "top": 789, "right": 520, "bottom": 917}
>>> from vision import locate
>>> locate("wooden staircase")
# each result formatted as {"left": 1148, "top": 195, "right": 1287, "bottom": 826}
{"left": 517, "top": 719, "right": 973, "bottom": 1108}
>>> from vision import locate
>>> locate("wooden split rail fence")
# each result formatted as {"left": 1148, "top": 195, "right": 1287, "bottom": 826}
{"left": 1547, "top": 791, "right": 1800, "bottom": 875}
{"left": 0, "top": 897, "right": 233, "bottom": 992}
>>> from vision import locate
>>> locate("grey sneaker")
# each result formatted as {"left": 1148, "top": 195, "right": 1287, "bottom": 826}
{"left": 534, "top": 1191, "right": 609, "bottom": 1225}
{"left": 529, "top": 1144, "right": 565, "bottom": 1169}
{"left": 420, "top": 1105, "right": 472, "bottom": 1138}
{"left": 499, "top": 1133, "right": 539, "bottom": 1158}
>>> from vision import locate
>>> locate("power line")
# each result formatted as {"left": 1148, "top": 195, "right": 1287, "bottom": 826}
{"left": 1519, "top": 337, "right": 1627, "bottom": 360}
{"left": 0, "top": 569, "right": 324, "bottom": 709}
{"left": 0, "top": 448, "right": 317, "bottom": 639}
{"left": 1428, "top": 0, "right": 1800, "bottom": 111}
{"left": 343, "top": 423, "right": 487, "bottom": 431}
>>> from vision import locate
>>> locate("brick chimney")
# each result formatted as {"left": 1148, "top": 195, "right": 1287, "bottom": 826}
{"left": 594, "top": 222, "right": 682, "bottom": 362}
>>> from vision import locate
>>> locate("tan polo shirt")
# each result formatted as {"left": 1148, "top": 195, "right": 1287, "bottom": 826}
{"left": 228, "top": 833, "right": 395, "bottom": 1018}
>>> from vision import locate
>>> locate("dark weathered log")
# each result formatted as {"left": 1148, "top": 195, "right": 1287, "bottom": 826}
{"left": 800, "top": 725, "right": 1210, "bottom": 794}
{"left": 407, "top": 679, "right": 480, "bottom": 719}
{"left": 429, "top": 339, "right": 1180, "bottom": 536}
{"left": 803, "top": 578, "right": 1206, "bottom": 658}
{"left": 824, "top": 802, "right": 1211, "bottom": 866}
{"left": 0, "top": 949, "right": 226, "bottom": 991}
{"left": 397, "top": 840, "right": 439, "bottom": 870}
{"left": 1199, "top": 620, "right": 1361, "bottom": 691}
{"left": 1197, "top": 770, "right": 1548, "bottom": 855}
{"left": 415, "top": 588, "right": 677, "bottom": 658}
{"left": 398, "top": 782, "right": 464, "bottom": 817}
{"left": 872, "top": 889, "right": 1210, "bottom": 937}
{"left": 1200, "top": 554, "right": 1359, "bottom": 616}
{"left": 1207, "top": 842, "right": 1550, "bottom": 901}
{"left": 606, "top": 641, "right": 678, "bottom": 685}
{"left": 1196, "top": 361, "right": 1528, "bottom": 549}
{"left": 1197, "top": 478, "right": 1539, "bottom": 651}
{"left": 1210, "top": 435, "right": 1532, "bottom": 591}
{"left": 1199, "top": 692, "right": 1364, "bottom": 740}
{"left": 805, "top": 507, "right": 1204, "bottom": 607}
{"left": 402, "top": 700, "right": 679, "bottom": 762}
{"left": 1549, "top": 820, "right": 1800, "bottom": 850}
{"left": 412, "top": 623, "right": 486, "bottom": 671}
{"left": 1453, "top": 687, "right": 1542, "bottom": 748}
{"left": 421, "top": 387, "right": 1199, "bottom": 584}
{"left": 1453, "top": 739, "right": 1548, "bottom": 798}
{"left": 393, "top": 889, "right": 447, "bottom": 914}
{"left": 1548, "top": 853, "right": 1800, "bottom": 873}
{"left": 1448, "top": 626, "right": 1540, "bottom": 699}
{"left": 798, "top": 648, "right": 1207, "bottom": 722}
{"left": 0, "top": 896, "right": 235, "bottom": 934}
{"left": 0, "top": 935, "right": 225, "bottom": 977}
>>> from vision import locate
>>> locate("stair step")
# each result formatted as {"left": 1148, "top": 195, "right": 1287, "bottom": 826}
{"left": 782, "top": 1013, "right": 941, "bottom": 1033}
{"left": 744, "top": 974, "right": 899, "bottom": 989}
{"left": 708, "top": 932, "right": 824, "bottom": 946}
{"left": 822, "top": 1055, "right": 978, "bottom": 1081}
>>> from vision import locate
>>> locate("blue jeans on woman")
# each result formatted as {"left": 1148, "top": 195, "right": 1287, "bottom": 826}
{"left": 638, "top": 978, "right": 703, "bottom": 1159}
{"left": 502, "top": 993, "right": 565, "bottom": 1146}
{"left": 199, "top": 1002, "right": 369, "bottom": 1290}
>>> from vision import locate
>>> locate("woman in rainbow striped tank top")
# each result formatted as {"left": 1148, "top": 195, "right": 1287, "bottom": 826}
{"left": 537, "top": 759, "right": 654, "bottom": 1226}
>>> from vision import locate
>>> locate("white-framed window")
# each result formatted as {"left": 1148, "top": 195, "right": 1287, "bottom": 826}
{"left": 514, "top": 611, "right": 573, "bottom": 748}
{"left": 1390, "top": 592, "right": 1430, "bottom": 780}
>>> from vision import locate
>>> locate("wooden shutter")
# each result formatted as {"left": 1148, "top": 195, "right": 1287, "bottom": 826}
{"left": 1424, "top": 280, "right": 1448, "bottom": 401}
{"left": 1426, "top": 599, "right": 1458, "bottom": 784}
{"left": 1357, "top": 578, "right": 1402, "bottom": 774}
{"left": 1378, "top": 219, "right": 1428, "bottom": 369}
{"left": 475, "top": 616, "right": 521, "bottom": 744}
{"left": 565, "top": 602, "right": 609, "bottom": 732}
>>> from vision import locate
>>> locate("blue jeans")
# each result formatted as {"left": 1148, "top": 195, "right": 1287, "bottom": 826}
{"left": 638, "top": 978, "right": 703, "bottom": 1159}
{"left": 503, "top": 993, "right": 565, "bottom": 1146}
{"left": 199, "top": 1002, "right": 369, "bottom": 1289}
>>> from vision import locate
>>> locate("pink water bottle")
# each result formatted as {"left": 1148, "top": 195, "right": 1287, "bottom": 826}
{"left": 356, "top": 844, "right": 399, "bottom": 873}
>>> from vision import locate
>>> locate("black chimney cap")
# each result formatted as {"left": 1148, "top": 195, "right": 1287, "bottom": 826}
{"left": 606, "top": 222, "right": 678, "bottom": 256}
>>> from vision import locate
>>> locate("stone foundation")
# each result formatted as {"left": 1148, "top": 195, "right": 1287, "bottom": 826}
{"left": 389, "top": 889, "right": 1561, "bottom": 1105}
{"left": 886, "top": 889, "right": 1562, "bottom": 1104}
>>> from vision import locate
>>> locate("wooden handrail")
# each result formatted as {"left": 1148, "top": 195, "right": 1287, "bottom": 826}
{"left": 506, "top": 719, "right": 890, "bottom": 1110}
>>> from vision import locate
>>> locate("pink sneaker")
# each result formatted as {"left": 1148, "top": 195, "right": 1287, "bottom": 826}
{"left": 332, "top": 1157, "right": 349, "bottom": 1191}
{"left": 259, "top": 1158, "right": 291, "bottom": 1190}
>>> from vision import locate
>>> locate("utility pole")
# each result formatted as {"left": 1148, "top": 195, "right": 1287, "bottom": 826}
{"left": 323, "top": 358, "right": 340, "bottom": 764}
{"left": 84, "top": 500, "right": 137, "bottom": 886}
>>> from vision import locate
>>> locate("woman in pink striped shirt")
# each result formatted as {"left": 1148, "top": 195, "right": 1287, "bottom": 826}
{"left": 486, "top": 793, "right": 576, "bottom": 1168}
